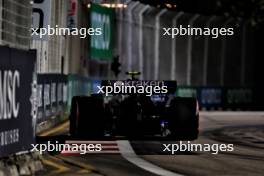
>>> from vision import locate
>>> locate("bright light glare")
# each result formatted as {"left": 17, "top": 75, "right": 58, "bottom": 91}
{"left": 87, "top": 3, "right": 127, "bottom": 9}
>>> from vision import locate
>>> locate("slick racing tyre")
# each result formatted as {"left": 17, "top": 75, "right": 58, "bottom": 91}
{"left": 167, "top": 97, "right": 199, "bottom": 140}
{"left": 69, "top": 96, "right": 105, "bottom": 138}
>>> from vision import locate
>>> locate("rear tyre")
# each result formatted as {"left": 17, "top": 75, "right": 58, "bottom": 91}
{"left": 69, "top": 96, "right": 105, "bottom": 138}
{"left": 167, "top": 97, "right": 199, "bottom": 140}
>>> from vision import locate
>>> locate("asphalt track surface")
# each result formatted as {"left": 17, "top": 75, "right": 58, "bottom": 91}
{"left": 37, "top": 112, "right": 264, "bottom": 176}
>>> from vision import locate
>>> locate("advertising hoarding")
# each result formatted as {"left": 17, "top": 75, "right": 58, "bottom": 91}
{"left": 90, "top": 3, "right": 114, "bottom": 59}
{"left": 0, "top": 46, "right": 36, "bottom": 157}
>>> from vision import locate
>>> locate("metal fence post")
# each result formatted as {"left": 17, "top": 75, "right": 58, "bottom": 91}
{"left": 220, "top": 18, "right": 233, "bottom": 86}
{"left": 240, "top": 20, "right": 249, "bottom": 86}
{"left": 118, "top": 0, "right": 131, "bottom": 71}
{"left": 171, "top": 12, "right": 184, "bottom": 80}
{"left": 187, "top": 14, "right": 199, "bottom": 85}
{"left": 0, "top": 0, "right": 2, "bottom": 44}
{"left": 203, "top": 16, "right": 216, "bottom": 85}
{"left": 154, "top": 9, "right": 167, "bottom": 80}
{"left": 138, "top": 5, "right": 149, "bottom": 79}
{"left": 127, "top": 1, "right": 140, "bottom": 72}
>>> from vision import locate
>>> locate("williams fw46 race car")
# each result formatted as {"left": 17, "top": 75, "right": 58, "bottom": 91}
{"left": 69, "top": 78, "right": 199, "bottom": 140}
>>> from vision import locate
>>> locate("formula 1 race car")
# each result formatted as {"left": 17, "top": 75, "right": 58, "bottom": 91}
{"left": 69, "top": 73, "right": 199, "bottom": 140}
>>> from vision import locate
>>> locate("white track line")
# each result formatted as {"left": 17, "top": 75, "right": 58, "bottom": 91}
{"left": 200, "top": 111, "right": 264, "bottom": 116}
{"left": 117, "top": 140, "right": 184, "bottom": 176}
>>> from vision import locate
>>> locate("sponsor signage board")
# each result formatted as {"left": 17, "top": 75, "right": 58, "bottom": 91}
{"left": 37, "top": 74, "right": 68, "bottom": 123}
{"left": 90, "top": 3, "right": 114, "bottom": 59}
{"left": 0, "top": 46, "right": 36, "bottom": 157}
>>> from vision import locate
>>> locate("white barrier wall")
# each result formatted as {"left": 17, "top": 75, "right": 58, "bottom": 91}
{"left": 31, "top": 0, "right": 68, "bottom": 74}
{"left": 31, "top": 0, "right": 89, "bottom": 75}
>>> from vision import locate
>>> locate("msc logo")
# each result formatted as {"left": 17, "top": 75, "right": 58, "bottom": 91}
{"left": 0, "top": 70, "right": 20, "bottom": 120}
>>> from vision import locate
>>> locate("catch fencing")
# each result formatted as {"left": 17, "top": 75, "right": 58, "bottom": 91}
{"left": 0, "top": 0, "right": 32, "bottom": 50}
{"left": 115, "top": 1, "right": 255, "bottom": 88}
